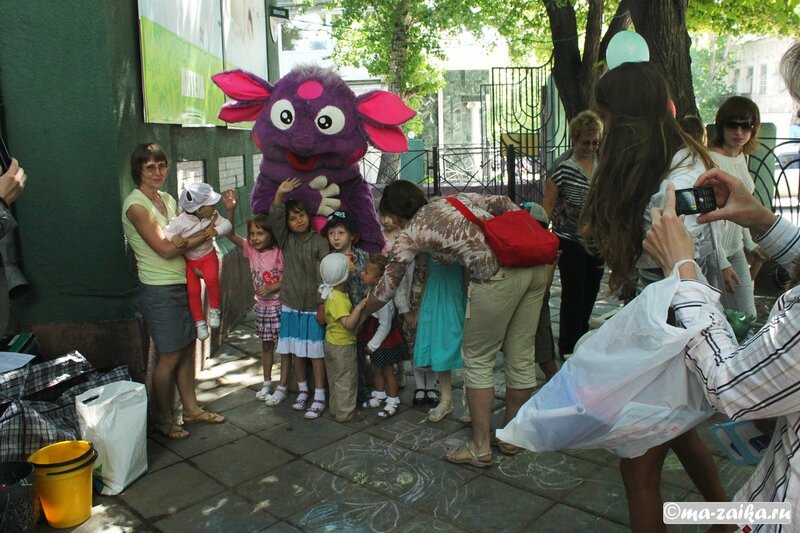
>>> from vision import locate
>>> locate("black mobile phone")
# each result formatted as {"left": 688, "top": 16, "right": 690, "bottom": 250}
{"left": 0, "top": 135, "right": 10, "bottom": 173}
{"left": 674, "top": 186, "right": 717, "bottom": 216}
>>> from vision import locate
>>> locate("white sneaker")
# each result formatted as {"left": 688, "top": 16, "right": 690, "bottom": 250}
{"left": 208, "top": 308, "right": 221, "bottom": 328}
{"left": 196, "top": 321, "right": 209, "bottom": 340}
{"left": 255, "top": 382, "right": 273, "bottom": 401}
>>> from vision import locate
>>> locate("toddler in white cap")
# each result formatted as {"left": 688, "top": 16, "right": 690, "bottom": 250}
{"left": 163, "top": 182, "right": 232, "bottom": 340}
{"left": 319, "top": 253, "right": 367, "bottom": 422}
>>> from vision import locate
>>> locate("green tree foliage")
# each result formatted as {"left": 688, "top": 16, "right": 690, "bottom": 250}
{"left": 329, "top": 0, "right": 491, "bottom": 126}
{"left": 690, "top": 35, "right": 736, "bottom": 124}
{"left": 688, "top": 0, "right": 800, "bottom": 36}
{"left": 327, "top": 0, "right": 800, "bottom": 124}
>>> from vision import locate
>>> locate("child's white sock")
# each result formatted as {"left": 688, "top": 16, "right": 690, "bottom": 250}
{"left": 304, "top": 388, "right": 327, "bottom": 420}
{"left": 292, "top": 381, "right": 310, "bottom": 411}
{"left": 255, "top": 380, "right": 274, "bottom": 400}
{"left": 364, "top": 390, "right": 386, "bottom": 408}
{"left": 379, "top": 396, "right": 400, "bottom": 418}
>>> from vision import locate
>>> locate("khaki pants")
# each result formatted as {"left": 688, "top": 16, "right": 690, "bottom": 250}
{"left": 462, "top": 265, "right": 547, "bottom": 389}
{"left": 324, "top": 341, "right": 357, "bottom": 421}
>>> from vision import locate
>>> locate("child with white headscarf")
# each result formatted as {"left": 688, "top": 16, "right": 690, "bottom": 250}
{"left": 319, "top": 253, "right": 367, "bottom": 422}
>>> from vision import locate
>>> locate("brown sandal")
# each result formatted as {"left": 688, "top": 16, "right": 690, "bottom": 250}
{"left": 445, "top": 441, "right": 493, "bottom": 468}
{"left": 491, "top": 434, "right": 520, "bottom": 456}
{"left": 155, "top": 421, "right": 190, "bottom": 440}
{"left": 183, "top": 409, "right": 225, "bottom": 424}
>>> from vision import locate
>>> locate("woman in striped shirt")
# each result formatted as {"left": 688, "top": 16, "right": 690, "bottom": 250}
{"left": 542, "top": 110, "right": 604, "bottom": 358}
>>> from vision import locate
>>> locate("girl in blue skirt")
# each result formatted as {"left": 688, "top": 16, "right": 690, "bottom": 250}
{"left": 268, "top": 179, "right": 330, "bottom": 420}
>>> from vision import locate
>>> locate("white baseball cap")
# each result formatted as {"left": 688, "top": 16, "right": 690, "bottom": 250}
{"left": 179, "top": 182, "right": 221, "bottom": 213}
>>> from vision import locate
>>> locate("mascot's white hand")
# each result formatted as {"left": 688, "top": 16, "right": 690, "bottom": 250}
{"left": 309, "top": 175, "right": 341, "bottom": 215}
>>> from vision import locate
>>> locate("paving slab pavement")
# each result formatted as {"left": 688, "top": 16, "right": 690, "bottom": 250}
{"left": 35, "top": 269, "right": 766, "bottom": 532}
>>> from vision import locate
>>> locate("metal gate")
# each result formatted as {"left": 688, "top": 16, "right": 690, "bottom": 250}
{"left": 483, "top": 60, "right": 570, "bottom": 204}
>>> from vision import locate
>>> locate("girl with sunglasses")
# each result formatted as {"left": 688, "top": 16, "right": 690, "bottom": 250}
{"left": 708, "top": 96, "right": 769, "bottom": 317}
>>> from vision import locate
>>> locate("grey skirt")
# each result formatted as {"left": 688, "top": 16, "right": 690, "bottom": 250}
{"left": 137, "top": 283, "right": 196, "bottom": 353}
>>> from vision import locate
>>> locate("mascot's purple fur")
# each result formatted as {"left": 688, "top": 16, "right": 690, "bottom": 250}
{"left": 212, "top": 65, "right": 416, "bottom": 253}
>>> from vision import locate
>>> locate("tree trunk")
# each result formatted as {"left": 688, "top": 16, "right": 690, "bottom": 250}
{"left": 628, "top": 0, "right": 698, "bottom": 118}
{"left": 543, "top": 0, "right": 631, "bottom": 121}
{"left": 377, "top": 0, "right": 410, "bottom": 184}
{"left": 543, "top": 0, "right": 584, "bottom": 120}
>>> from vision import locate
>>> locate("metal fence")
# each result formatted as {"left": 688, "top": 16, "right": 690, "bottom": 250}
{"left": 360, "top": 137, "right": 800, "bottom": 221}
{"left": 750, "top": 137, "right": 800, "bottom": 225}
{"left": 359, "top": 143, "right": 560, "bottom": 205}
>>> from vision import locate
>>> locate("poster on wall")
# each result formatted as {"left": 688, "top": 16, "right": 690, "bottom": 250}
{"left": 222, "top": 0, "right": 268, "bottom": 78}
{"left": 138, "top": 0, "right": 225, "bottom": 125}
{"left": 220, "top": 0, "right": 268, "bottom": 129}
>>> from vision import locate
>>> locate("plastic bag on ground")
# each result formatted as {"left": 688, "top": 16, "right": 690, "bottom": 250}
{"left": 76, "top": 381, "right": 148, "bottom": 495}
{"left": 497, "top": 264, "right": 718, "bottom": 458}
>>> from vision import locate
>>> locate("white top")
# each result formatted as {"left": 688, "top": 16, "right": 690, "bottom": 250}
{"left": 673, "top": 215, "right": 800, "bottom": 530}
{"left": 709, "top": 151, "right": 759, "bottom": 267}
{"left": 637, "top": 149, "right": 725, "bottom": 280}
{"left": 367, "top": 299, "right": 395, "bottom": 352}
{"left": 163, "top": 211, "right": 232, "bottom": 260}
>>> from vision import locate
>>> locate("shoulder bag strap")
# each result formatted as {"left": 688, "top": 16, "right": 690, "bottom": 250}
{"left": 445, "top": 196, "right": 485, "bottom": 229}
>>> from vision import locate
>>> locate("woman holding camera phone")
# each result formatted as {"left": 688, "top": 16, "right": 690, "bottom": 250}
{"left": 580, "top": 61, "right": 729, "bottom": 532}
{"left": 641, "top": 39, "right": 800, "bottom": 532}
{"left": 708, "top": 96, "right": 769, "bottom": 317}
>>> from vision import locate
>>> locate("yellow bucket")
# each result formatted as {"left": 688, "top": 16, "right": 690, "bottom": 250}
{"left": 28, "top": 441, "right": 97, "bottom": 529}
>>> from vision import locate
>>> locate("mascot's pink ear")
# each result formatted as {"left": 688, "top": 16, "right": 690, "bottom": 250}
{"left": 357, "top": 91, "right": 416, "bottom": 126}
{"left": 212, "top": 70, "right": 273, "bottom": 123}
{"left": 357, "top": 91, "right": 415, "bottom": 152}
{"left": 363, "top": 124, "right": 409, "bottom": 152}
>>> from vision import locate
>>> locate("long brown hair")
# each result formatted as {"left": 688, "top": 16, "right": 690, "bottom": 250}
{"left": 580, "top": 62, "right": 713, "bottom": 292}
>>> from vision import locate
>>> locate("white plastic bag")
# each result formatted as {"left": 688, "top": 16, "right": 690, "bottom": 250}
{"left": 498, "top": 264, "right": 718, "bottom": 458}
{"left": 76, "top": 381, "right": 148, "bottom": 495}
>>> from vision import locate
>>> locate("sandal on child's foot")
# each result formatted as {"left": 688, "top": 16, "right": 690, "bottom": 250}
{"left": 427, "top": 400, "right": 453, "bottom": 422}
{"left": 362, "top": 391, "right": 386, "bottom": 409}
{"left": 304, "top": 399, "right": 325, "bottom": 419}
{"left": 292, "top": 391, "right": 309, "bottom": 411}
{"left": 255, "top": 383, "right": 273, "bottom": 401}
{"left": 378, "top": 399, "right": 400, "bottom": 418}
{"left": 412, "top": 389, "right": 427, "bottom": 406}
{"left": 265, "top": 387, "right": 287, "bottom": 406}
{"left": 425, "top": 389, "right": 439, "bottom": 405}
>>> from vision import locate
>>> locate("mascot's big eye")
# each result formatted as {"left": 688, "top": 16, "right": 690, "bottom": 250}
{"left": 270, "top": 99, "right": 295, "bottom": 130}
{"left": 314, "top": 106, "right": 345, "bottom": 135}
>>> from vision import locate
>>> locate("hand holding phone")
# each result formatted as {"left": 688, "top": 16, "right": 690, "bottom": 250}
{"left": 674, "top": 187, "right": 718, "bottom": 216}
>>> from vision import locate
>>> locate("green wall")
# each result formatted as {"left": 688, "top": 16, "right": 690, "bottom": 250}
{"left": 0, "top": 0, "right": 275, "bottom": 326}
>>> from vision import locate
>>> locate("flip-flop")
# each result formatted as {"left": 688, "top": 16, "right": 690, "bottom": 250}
{"left": 155, "top": 421, "right": 190, "bottom": 440}
{"left": 445, "top": 441, "right": 493, "bottom": 468}
{"left": 183, "top": 409, "right": 225, "bottom": 424}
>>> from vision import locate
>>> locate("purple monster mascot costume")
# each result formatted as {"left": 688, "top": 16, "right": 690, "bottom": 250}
{"left": 212, "top": 65, "right": 416, "bottom": 253}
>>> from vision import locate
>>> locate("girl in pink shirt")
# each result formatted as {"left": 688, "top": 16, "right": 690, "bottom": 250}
{"left": 224, "top": 192, "right": 286, "bottom": 403}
